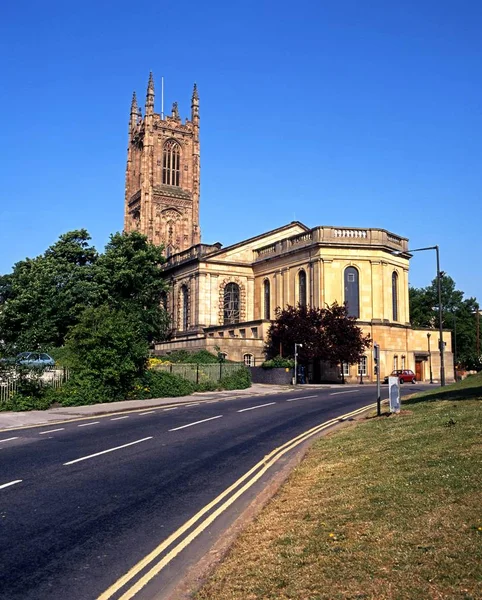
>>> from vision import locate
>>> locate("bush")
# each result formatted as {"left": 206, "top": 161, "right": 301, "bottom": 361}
{"left": 131, "top": 370, "right": 196, "bottom": 400}
{"left": 0, "top": 393, "right": 52, "bottom": 412}
{"left": 159, "top": 349, "right": 221, "bottom": 364}
{"left": 46, "top": 346, "right": 75, "bottom": 368}
{"left": 195, "top": 380, "right": 220, "bottom": 392}
{"left": 48, "top": 376, "right": 114, "bottom": 406}
{"left": 261, "top": 356, "right": 295, "bottom": 369}
{"left": 65, "top": 305, "right": 149, "bottom": 401}
{"left": 219, "top": 366, "right": 252, "bottom": 390}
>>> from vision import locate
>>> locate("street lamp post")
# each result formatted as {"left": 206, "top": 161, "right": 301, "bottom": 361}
{"left": 294, "top": 343, "right": 303, "bottom": 385}
{"left": 452, "top": 311, "right": 457, "bottom": 382}
{"left": 395, "top": 245, "right": 445, "bottom": 387}
{"left": 427, "top": 332, "right": 434, "bottom": 384}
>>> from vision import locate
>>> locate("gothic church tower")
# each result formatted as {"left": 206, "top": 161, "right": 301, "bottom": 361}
{"left": 124, "top": 73, "right": 201, "bottom": 254}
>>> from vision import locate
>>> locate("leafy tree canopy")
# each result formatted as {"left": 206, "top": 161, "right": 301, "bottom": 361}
{"left": 265, "top": 302, "right": 372, "bottom": 367}
{"left": 409, "top": 274, "right": 480, "bottom": 370}
{"left": 0, "top": 230, "right": 170, "bottom": 354}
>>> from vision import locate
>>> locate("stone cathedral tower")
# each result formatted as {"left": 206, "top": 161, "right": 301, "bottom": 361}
{"left": 124, "top": 73, "right": 201, "bottom": 254}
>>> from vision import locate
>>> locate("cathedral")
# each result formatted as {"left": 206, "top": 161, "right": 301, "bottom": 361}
{"left": 124, "top": 74, "right": 453, "bottom": 383}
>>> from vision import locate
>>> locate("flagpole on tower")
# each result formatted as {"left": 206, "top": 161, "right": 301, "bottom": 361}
{"left": 161, "top": 76, "right": 164, "bottom": 119}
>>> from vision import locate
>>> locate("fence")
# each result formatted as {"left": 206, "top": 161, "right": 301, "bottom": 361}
{"left": 0, "top": 368, "right": 70, "bottom": 404}
{"left": 153, "top": 362, "right": 245, "bottom": 384}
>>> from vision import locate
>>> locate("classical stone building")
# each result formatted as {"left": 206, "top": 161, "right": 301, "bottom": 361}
{"left": 124, "top": 75, "right": 453, "bottom": 383}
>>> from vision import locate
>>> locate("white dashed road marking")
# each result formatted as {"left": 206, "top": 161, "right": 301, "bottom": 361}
{"left": 169, "top": 415, "right": 223, "bottom": 432}
{"left": 39, "top": 428, "right": 65, "bottom": 435}
{"left": 0, "top": 437, "right": 19, "bottom": 444}
{"left": 330, "top": 390, "right": 359, "bottom": 396}
{"left": 237, "top": 402, "right": 276, "bottom": 413}
{"left": 111, "top": 416, "right": 129, "bottom": 421}
{"left": 0, "top": 480, "right": 22, "bottom": 490}
{"left": 78, "top": 422, "right": 100, "bottom": 427}
{"left": 286, "top": 395, "right": 318, "bottom": 402}
{"left": 64, "top": 437, "right": 153, "bottom": 466}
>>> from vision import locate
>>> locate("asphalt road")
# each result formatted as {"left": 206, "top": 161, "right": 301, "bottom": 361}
{"left": 0, "top": 384, "right": 427, "bottom": 600}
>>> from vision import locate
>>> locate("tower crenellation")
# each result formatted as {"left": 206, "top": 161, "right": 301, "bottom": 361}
{"left": 124, "top": 73, "right": 201, "bottom": 255}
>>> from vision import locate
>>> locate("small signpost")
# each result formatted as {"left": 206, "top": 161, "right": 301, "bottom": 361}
{"left": 388, "top": 377, "right": 401, "bottom": 413}
{"left": 374, "top": 343, "right": 381, "bottom": 416}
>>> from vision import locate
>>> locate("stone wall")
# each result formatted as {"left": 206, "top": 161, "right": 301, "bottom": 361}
{"left": 250, "top": 367, "right": 293, "bottom": 385}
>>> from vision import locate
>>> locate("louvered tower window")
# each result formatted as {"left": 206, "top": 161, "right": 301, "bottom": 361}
{"left": 162, "top": 140, "right": 181, "bottom": 186}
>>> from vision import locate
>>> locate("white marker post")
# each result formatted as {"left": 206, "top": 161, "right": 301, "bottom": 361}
{"left": 388, "top": 376, "right": 401, "bottom": 413}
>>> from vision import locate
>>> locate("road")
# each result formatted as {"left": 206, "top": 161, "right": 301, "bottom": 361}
{"left": 0, "top": 384, "right": 427, "bottom": 599}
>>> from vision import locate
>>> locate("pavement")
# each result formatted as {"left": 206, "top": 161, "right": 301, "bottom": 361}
{"left": 0, "top": 383, "right": 352, "bottom": 431}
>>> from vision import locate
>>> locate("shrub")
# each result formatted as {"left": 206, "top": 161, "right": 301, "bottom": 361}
{"left": 46, "top": 346, "right": 75, "bottom": 368}
{"left": 195, "top": 380, "right": 220, "bottom": 392}
{"left": 0, "top": 393, "right": 52, "bottom": 412}
{"left": 161, "top": 349, "right": 221, "bottom": 364}
{"left": 132, "top": 370, "right": 196, "bottom": 399}
{"left": 219, "top": 366, "right": 252, "bottom": 390}
{"left": 49, "top": 376, "right": 113, "bottom": 406}
{"left": 65, "top": 305, "right": 149, "bottom": 401}
{"left": 261, "top": 356, "right": 295, "bottom": 369}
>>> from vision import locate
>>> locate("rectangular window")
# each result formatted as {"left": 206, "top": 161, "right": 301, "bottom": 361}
{"left": 342, "top": 362, "right": 350, "bottom": 376}
{"left": 394, "top": 356, "right": 398, "bottom": 371}
{"left": 401, "top": 356, "right": 406, "bottom": 369}
{"left": 357, "top": 356, "right": 367, "bottom": 376}
{"left": 251, "top": 327, "right": 258, "bottom": 338}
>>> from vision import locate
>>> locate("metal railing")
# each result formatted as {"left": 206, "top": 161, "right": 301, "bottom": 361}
{"left": 0, "top": 368, "right": 70, "bottom": 404}
{"left": 152, "top": 362, "right": 245, "bottom": 384}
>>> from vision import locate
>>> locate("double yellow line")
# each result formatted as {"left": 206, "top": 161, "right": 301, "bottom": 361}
{"left": 99, "top": 401, "right": 375, "bottom": 600}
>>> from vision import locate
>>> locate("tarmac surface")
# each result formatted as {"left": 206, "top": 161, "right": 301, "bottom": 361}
{"left": 0, "top": 383, "right": 348, "bottom": 431}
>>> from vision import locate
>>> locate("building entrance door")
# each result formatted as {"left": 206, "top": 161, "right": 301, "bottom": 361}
{"left": 415, "top": 359, "right": 424, "bottom": 381}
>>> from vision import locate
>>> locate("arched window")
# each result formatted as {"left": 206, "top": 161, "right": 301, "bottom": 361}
{"left": 344, "top": 267, "right": 360, "bottom": 318}
{"left": 264, "top": 279, "right": 270, "bottom": 320}
{"left": 298, "top": 270, "right": 307, "bottom": 308}
{"left": 180, "top": 285, "right": 189, "bottom": 331}
{"left": 223, "top": 283, "right": 240, "bottom": 324}
{"left": 243, "top": 354, "right": 254, "bottom": 367}
{"left": 162, "top": 140, "right": 181, "bottom": 186}
{"left": 392, "top": 271, "right": 399, "bottom": 322}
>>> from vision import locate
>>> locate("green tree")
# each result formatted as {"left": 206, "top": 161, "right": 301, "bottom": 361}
{"left": 0, "top": 229, "right": 170, "bottom": 354}
{"left": 265, "top": 302, "right": 371, "bottom": 368}
{"left": 95, "top": 231, "right": 170, "bottom": 343}
{"left": 0, "top": 230, "right": 99, "bottom": 352}
{"left": 63, "top": 305, "right": 149, "bottom": 402}
{"left": 409, "top": 275, "right": 480, "bottom": 370}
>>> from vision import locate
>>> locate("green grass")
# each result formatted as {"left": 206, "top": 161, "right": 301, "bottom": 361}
{"left": 196, "top": 373, "right": 482, "bottom": 600}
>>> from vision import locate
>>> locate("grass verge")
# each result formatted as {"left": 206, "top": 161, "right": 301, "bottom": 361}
{"left": 196, "top": 373, "right": 482, "bottom": 600}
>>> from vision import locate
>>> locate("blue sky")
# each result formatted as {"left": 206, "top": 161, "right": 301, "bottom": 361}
{"left": 1, "top": 0, "right": 481, "bottom": 303}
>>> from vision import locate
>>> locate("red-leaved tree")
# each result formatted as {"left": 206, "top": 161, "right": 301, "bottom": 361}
{"left": 265, "top": 302, "right": 372, "bottom": 368}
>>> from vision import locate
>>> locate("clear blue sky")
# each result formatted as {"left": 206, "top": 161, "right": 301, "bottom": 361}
{"left": 1, "top": 0, "right": 481, "bottom": 304}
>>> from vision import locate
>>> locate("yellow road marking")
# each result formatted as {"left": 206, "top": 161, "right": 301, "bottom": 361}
{"left": 99, "top": 402, "right": 375, "bottom": 600}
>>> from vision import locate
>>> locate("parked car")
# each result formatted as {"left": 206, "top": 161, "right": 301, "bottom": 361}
{"left": 383, "top": 369, "right": 417, "bottom": 384}
{"left": 0, "top": 352, "right": 55, "bottom": 369}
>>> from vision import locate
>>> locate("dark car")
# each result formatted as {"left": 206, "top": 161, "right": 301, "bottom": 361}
{"left": 383, "top": 369, "right": 417, "bottom": 384}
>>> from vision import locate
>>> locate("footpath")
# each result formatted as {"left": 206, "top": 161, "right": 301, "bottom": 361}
{"left": 0, "top": 383, "right": 348, "bottom": 431}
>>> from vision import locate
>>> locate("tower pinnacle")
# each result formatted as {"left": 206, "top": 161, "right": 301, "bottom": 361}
{"left": 146, "top": 72, "right": 155, "bottom": 114}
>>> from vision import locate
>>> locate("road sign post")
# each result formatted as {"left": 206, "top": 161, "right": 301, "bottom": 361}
{"left": 374, "top": 343, "right": 381, "bottom": 416}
